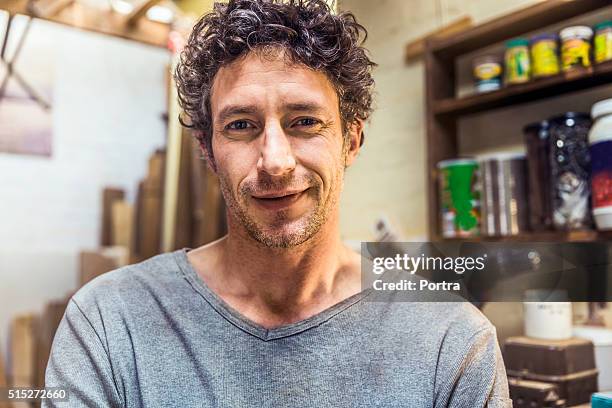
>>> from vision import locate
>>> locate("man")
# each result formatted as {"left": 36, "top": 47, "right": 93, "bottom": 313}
{"left": 45, "top": 0, "right": 511, "bottom": 407}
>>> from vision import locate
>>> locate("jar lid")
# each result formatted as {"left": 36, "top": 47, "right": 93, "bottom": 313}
{"left": 437, "top": 158, "right": 477, "bottom": 168}
{"left": 560, "top": 26, "right": 593, "bottom": 40}
{"left": 594, "top": 20, "right": 612, "bottom": 31}
{"left": 548, "top": 112, "right": 591, "bottom": 124}
{"left": 476, "top": 152, "right": 526, "bottom": 162}
{"left": 592, "top": 98, "right": 612, "bottom": 120}
{"left": 530, "top": 33, "right": 558, "bottom": 43}
{"left": 506, "top": 38, "right": 529, "bottom": 48}
{"left": 523, "top": 120, "right": 550, "bottom": 134}
{"left": 473, "top": 55, "right": 501, "bottom": 66}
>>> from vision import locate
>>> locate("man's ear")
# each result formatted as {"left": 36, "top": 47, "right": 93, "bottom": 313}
{"left": 344, "top": 119, "right": 364, "bottom": 168}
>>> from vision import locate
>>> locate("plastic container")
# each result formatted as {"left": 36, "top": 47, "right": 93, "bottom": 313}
{"left": 530, "top": 33, "right": 560, "bottom": 77}
{"left": 592, "top": 392, "right": 612, "bottom": 408}
{"left": 549, "top": 112, "right": 593, "bottom": 230}
{"left": 505, "top": 38, "right": 531, "bottom": 84}
{"left": 589, "top": 98, "right": 612, "bottom": 230}
{"left": 523, "top": 120, "right": 553, "bottom": 230}
{"left": 560, "top": 25, "right": 593, "bottom": 71}
{"left": 437, "top": 159, "right": 480, "bottom": 238}
{"left": 472, "top": 55, "right": 502, "bottom": 93}
{"left": 594, "top": 21, "right": 612, "bottom": 64}
{"left": 573, "top": 326, "right": 612, "bottom": 392}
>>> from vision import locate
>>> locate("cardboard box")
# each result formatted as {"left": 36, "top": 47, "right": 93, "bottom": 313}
{"left": 79, "top": 247, "right": 128, "bottom": 287}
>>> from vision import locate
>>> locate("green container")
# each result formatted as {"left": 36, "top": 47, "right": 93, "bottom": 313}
{"left": 505, "top": 38, "right": 531, "bottom": 84}
{"left": 438, "top": 159, "right": 480, "bottom": 238}
{"left": 592, "top": 392, "right": 612, "bottom": 408}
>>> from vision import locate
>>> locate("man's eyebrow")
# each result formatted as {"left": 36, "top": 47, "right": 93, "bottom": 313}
{"left": 283, "top": 102, "right": 326, "bottom": 113}
{"left": 215, "top": 102, "right": 328, "bottom": 124}
{"left": 216, "top": 105, "right": 259, "bottom": 124}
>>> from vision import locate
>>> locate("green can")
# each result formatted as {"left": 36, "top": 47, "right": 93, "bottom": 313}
{"left": 505, "top": 38, "right": 531, "bottom": 84}
{"left": 594, "top": 21, "right": 612, "bottom": 64}
{"left": 438, "top": 159, "right": 480, "bottom": 238}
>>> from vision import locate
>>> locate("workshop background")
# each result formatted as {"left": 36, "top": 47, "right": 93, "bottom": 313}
{"left": 1, "top": 0, "right": 612, "bottom": 407}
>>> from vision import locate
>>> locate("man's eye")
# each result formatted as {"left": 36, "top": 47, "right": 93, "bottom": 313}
{"left": 294, "top": 118, "right": 319, "bottom": 127}
{"left": 226, "top": 121, "right": 252, "bottom": 130}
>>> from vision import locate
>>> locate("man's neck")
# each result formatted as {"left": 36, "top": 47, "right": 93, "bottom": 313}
{"left": 187, "top": 213, "right": 362, "bottom": 328}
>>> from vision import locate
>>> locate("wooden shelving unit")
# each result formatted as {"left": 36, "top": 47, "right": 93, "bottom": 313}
{"left": 424, "top": 0, "right": 612, "bottom": 242}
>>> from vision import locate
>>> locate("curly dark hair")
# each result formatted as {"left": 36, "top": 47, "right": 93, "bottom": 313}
{"left": 174, "top": 0, "right": 376, "bottom": 159}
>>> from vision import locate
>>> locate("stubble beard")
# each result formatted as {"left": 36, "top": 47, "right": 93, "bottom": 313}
{"left": 218, "top": 169, "right": 343, "bottom": 248}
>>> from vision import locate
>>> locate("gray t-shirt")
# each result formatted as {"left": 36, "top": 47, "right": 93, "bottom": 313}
{"left": 44, "top": 249, "right": 511, "bottom": 407}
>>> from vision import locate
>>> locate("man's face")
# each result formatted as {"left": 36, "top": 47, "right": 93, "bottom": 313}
{"left": 209, "top": 50, "right": 359, "bottom": 248}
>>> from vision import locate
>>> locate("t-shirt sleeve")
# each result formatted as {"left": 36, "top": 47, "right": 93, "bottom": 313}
{"left": 435, "top": 325, "right": 512, "bottom": 408}
{"left": 43, "top": 299, "right": 124, "bottom": 408}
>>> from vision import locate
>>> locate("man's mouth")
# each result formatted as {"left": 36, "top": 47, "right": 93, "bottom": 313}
{"left": 251, "top": 189, "right": 309, "bottom": 210}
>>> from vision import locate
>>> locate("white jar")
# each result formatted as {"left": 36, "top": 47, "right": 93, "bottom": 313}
{"left": 589, "top": 98, "right": 612, "bottom": 230}
{"left": 523, "top": 301, "right": 572, "bottom": 340}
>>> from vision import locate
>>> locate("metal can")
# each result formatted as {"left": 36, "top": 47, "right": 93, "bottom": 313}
{"left": 594, "top": 21, "right": 612, "bottom": 64}
{"left": 560, "top": 26, "right": 593, "bottom": 71}
{"left": 473, "top": 55, "right": 502, "bottom": 93}
{"left": 479, "top": 153, "right": 529, "bottom": 237}
{"left": 530, "top": 34, "right": 560, "bottom": 78}
{"left": 437, "top": 159, "right": 480, "bottom": 238}
{"left": 505, "top": 38, "right": 531, "bottom": 84}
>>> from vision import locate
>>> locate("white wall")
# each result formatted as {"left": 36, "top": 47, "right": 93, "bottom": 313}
{"left": 0, "top": 15, "right": 170, "bottom": 366}
{"left": 337, "top": 0, "right": 540, "bottom": 242}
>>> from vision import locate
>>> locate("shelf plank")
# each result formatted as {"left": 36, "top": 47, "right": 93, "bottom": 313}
{"left": 428, "top": 0, "right": 611, "bottom": 60}
{"left": 433, "top": 60, "right": 612, "bottom": 117}
{"left": 437, "top": 230, "right": 612, "bottom": 243}
{"left": 1, "top": 0, "right": 170, "bottom": 48}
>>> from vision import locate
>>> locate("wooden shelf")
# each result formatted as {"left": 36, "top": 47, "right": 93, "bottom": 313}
{"left": 436, "top": 230, "right": 612, "bottom": 243}
{"left": 434, "top": 61, "right": 612, "bottom": 117}
{"left": 423, "top": 0, "right": 612, "bottom": 242}
{"left": 428, "top": 0, "right": 611, "bottom": 60}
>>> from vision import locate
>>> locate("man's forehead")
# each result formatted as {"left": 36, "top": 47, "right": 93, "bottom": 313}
{"left": 210, "top": 51, "right": 338, "bottom": 111}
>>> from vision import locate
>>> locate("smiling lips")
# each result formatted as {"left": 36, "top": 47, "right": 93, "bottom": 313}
{"left": 251, "top": 189, "right": 308, "bottom": 210}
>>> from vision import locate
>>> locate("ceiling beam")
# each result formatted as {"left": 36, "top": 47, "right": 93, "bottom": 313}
{"left": 1, "top": 0, "right": 170, "bottom": 48}
{"left": 29, "top": 0, "right": 75, "bottom": 18}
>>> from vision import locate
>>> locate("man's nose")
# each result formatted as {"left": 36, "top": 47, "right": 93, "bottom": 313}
{"left": 257, "top": 122, "right": 296, "bottom": 176}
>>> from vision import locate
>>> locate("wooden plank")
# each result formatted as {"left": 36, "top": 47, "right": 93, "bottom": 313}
{"left": 134, "top": 150, "right": 166, "bottom": 260}
{"left": 404, "top": 16, "right": 472, "bottom": 63}
{"left": 111, "top": 200, "right": 134, "bottom": 253}
{"left": 100, "top": 188, "right": 125, "bottom": 247}
{"left": 79, "top": 251, "right": 117, "bottom": 287}
{"left": 35, "top": 299, "right": 69, "bottom": 389}
{"left": 29, "top": 0, "right": 75, "bottom": 18}
{"left": 430, "top": 0, "right": 611, "bottom": 59}
{"left": 440, "top": 230, "right": 612, "bottom": 242}
{"left": 172, "top": 131, "right": 195, "bottom": 250}
{"left": 126, "top": 0, "right": 163, "bottom": 26}
{"left": 0, "top": 342, "right": 10, "bottom": 408}
{"left": 191, "top": 138, "right": 226, "bottom": 246}
{"left": 433, "top": 60, "right": 612, "bottom": 117}
{"left": 1, "top": 0, "right": 170, "bottom": 48}
{"left": 10, "top": 315, "right": 37, "bottom": 388}
{"left": 424, "top": 45, "right": 457, "bottom": 240}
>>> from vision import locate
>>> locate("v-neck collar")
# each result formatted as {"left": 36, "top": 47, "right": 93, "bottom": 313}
{"left": 173, "top": 248, "right": 372, "bottom": 341}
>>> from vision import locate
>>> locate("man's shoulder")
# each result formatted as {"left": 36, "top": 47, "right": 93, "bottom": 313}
{"left": 70, "top": 251, "right": 186, "bottom": 316}
{"left": 368, "top": 298, "right": 494, "bottom": 340}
